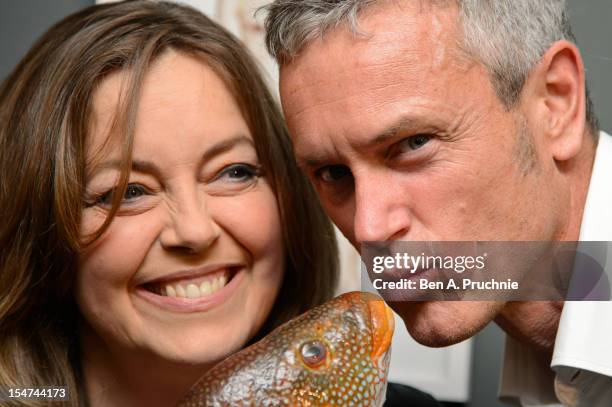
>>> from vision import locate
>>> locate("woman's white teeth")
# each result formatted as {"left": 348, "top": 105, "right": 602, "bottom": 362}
{"left": 186, "top": 284, "right": 200, "bottom": 299}
{"left": 201, "top": 281, "right": 211, "bottom": 295}
{"left": 164, "top": 275, "right": 228, "bottom": 299}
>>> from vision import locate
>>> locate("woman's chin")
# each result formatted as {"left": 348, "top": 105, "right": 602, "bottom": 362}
{"left": 148, "top": 338, "right": 243, "bottom": 368}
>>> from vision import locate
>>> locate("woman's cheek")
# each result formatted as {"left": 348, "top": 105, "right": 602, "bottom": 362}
{"left": 78, "top": 211, "right": 160, "bottom": 289}
{"left": 214, "top": 186, "right": 284, "bottom": 259}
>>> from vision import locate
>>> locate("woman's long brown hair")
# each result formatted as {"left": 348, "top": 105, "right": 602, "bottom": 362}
{"left": 0, "top": 2, "right": 338, "bottom": 405}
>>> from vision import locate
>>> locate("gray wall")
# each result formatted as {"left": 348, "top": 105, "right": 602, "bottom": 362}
{"left": 0, "top": 1, "right": 610, "bottom": 407}
{"left": 570, "top": 0, "right": 612, "bottom": 133}
{"left": 0, "top": 0, "right": 94, "bottom": 81}
{"left": 467, "top": 323, "right": 508, "bottom": 407}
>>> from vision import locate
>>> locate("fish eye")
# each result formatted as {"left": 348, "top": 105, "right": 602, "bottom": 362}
{"left": 300, "top": 340, "right": 328, "bottom": 368}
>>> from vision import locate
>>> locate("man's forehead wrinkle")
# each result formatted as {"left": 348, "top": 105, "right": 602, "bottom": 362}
{"left": 355, "top": 26, "right": 431, "bottom": 65}
{"left": 282, "top": 43, "right": 424, "bottom": 121}
{"left": 280, "top": 72, "right": 328, "bottom": 116}
{"left": 351, "top": 10, "right": 464, "bottom": 85}
{"left": 357, "top": 36, "right": 424, "bottom": 77}
{"left": 291, "top": 74, "right": 418, "bottom": 125}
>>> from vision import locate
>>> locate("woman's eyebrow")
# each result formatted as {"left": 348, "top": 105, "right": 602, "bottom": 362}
{"left": 90, "top": 159, "right": 161, "bottom": 178}
{"left": 200, "top": 135, "right": 254, "bottom": 163}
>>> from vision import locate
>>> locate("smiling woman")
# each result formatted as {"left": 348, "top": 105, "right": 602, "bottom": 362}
{"left": 0, "top": 2, "right": 337, "bottom": 406}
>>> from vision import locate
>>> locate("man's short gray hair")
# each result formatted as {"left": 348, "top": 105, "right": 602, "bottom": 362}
{"left": 263, "top": 0, "right": 599, "bottom": 135}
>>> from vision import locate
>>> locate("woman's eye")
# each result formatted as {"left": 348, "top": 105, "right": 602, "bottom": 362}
{"left": 206, "top": 163, "right": 262, "bottom": 196}
{"left": 94, "top": 183, "right": 149, "bottom": 206}
{"left": 317, "top": 165, "right": 352, "bottom": 183}
{"left": 300, "top": 340, "right": 328, "bottom": 368}
{"left": 217, "top": 163, "right": 259, "bottom": 182}
{"left": 123, "top": 184, "right": 147, "bottom": 200}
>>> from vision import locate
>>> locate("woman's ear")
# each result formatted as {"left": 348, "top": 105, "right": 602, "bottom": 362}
{"left": 522, "top": 40, "right": 587, "bottom": 162}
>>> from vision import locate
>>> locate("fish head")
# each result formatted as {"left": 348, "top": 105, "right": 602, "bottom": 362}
{"left": 273, "top": 290, "right": 395, "bottom": 405}
{"left": 179, "top": 291, "right": 395, "bottom": 406}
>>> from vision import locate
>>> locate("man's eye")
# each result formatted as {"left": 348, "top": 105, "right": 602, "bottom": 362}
{"left": 317, "top": 165, "right": 352, "bottom": 183}
{"left": 402, "top": 134, "right": 431, "bottom": 151}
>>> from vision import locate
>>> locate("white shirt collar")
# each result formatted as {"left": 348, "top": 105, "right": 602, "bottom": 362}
{"left": 551, "top": 131, "right": 612, "bottom": 377}
{"left": 576, "top": 131, "right": 612, "bottom": 241}
{"left": 499, "top": 131, "right": 612, "bottom": 405}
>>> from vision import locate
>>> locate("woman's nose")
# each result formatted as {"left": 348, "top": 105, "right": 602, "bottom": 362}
{"left": 159, "top": 192, "right": 221, "bottom": 253}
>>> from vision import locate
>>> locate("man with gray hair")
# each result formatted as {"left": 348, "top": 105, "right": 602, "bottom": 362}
{"left": 264, "top": 1, "right": 612, "bottom": 406}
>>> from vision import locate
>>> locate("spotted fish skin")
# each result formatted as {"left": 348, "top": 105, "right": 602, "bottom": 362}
{"left": 178, "top": 291, "right": 394, "bottom": 407}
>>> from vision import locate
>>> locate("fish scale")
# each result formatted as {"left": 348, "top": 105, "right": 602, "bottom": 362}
{"left": 177, "top": 291, "right": 394, "bottom": 406}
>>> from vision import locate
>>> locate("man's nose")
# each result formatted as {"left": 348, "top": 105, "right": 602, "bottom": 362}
{"left": 352, "top": 175, "right": 411, "bottom": 244}
{"left": 160, "top": 191, "right": 220, "bottom": 253}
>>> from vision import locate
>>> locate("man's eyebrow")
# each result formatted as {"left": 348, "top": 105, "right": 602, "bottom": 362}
{"left": 298, "top": 117, "right": 419, "bottom": 170}
{"left": 301, "top": 155, "right": 326, "bottom": 170}
{"left": 368, "top": 117, "right": 419, "bottom": 148}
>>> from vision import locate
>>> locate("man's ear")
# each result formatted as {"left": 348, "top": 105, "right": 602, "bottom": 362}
{"left": 521, "top": 40, "right": 587, "bottom": 162}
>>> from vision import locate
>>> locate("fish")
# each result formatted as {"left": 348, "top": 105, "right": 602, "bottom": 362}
{"left": 177, "top": 291, "right": 395, "bottom": 406}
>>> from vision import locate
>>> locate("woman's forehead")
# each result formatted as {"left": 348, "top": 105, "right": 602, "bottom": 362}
{"left": 88, "top": 51, "right": 251, "bottom": 152}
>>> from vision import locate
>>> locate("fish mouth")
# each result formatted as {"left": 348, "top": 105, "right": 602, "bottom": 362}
{"left": 367, "top": 295, "right": 395, "bottom": 360}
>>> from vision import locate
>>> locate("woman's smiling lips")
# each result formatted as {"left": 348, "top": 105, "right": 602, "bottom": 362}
{"left": 134, "top": 264, "right": 245, "bottom": 313}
